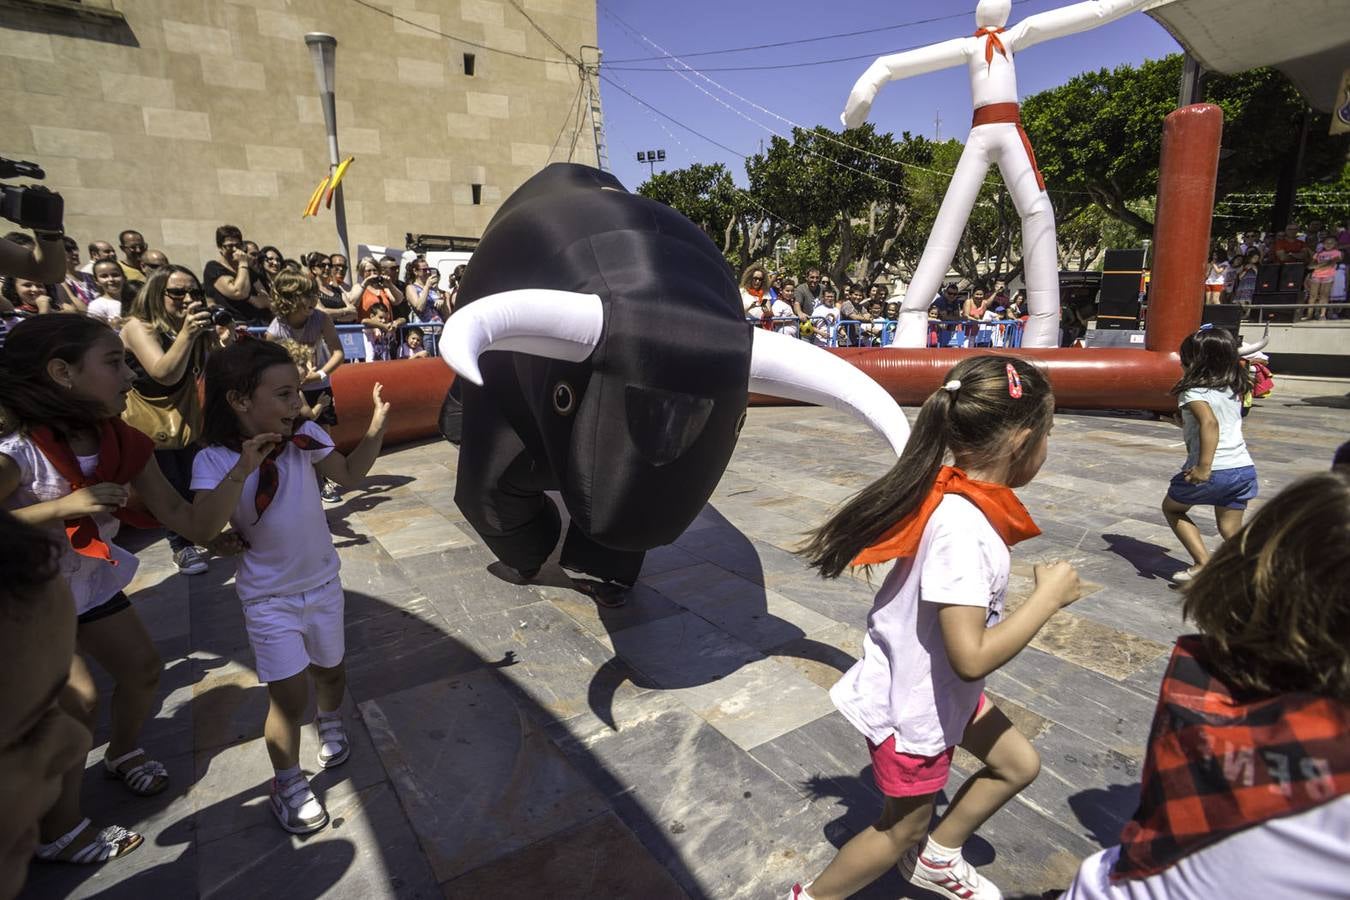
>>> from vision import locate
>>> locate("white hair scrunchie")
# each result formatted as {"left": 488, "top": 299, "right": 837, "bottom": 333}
{"left": 943, "top": 379, "right": 961, "bottom": 393}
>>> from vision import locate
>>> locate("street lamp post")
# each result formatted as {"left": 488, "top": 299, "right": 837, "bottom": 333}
{"left": 305, "top": 32, "right": 350, "bottom": 261}
{"left": 636, "top": 149, "right": 665, "bottom": 179}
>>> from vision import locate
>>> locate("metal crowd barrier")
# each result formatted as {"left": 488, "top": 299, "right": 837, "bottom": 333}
{"left": 246, "top": 321, "right": 444, "bottom": 362}
{"left": 746, "top": 315, "right": 1025, "bottom": 348}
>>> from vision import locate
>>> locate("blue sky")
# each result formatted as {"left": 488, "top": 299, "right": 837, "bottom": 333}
{"left": 595, "top": 0, "right": 1184, "bottom": 191}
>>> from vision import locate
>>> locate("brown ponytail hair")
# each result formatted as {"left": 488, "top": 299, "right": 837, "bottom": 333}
{"left": 799, "top": 355, "right": 1054, "bottom": 578}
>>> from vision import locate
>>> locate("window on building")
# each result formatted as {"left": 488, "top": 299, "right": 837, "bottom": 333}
{"left": 471, "top": 183, "right": 482, "bottom": 205}
{"left": 463, "top": 53, "right": 476, "bottom": 76}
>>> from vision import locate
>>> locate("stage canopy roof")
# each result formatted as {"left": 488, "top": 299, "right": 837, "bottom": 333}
{"left": 1146, "top": 0, "right": 1349, "bottom": 113}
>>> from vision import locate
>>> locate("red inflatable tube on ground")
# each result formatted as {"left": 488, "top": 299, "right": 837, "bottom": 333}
{"left": 328, "top": 105, "right": 1221, "bottom": 451}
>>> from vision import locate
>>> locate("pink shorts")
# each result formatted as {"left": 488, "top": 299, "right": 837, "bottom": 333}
{"left": 867, "top": 694, "right": 988, "bottom": 797}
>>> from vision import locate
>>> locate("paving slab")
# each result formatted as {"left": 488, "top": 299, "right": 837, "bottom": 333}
{"left": 20, "top": 379, "right": 1345, "bottom": 900}
{"left": 359, "top": 670, "right": 609, "bottom": 882}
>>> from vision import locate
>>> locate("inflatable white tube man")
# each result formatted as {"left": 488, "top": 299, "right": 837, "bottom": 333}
{"left": 842, "top": 0, "right": 1166, "bottom": 348}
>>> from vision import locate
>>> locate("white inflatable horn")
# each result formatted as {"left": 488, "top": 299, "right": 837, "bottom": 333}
{"left": 439, "top": 290, "right": 911, "bottom": 455}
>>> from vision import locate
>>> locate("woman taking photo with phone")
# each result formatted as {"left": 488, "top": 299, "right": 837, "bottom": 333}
{"left": 121, "top": 267, "right": 235, "bottom": 574}
{"left": 403, "top": 258, "right": 446, "bottom": 324}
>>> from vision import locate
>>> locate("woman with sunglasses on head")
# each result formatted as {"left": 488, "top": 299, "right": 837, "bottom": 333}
{"left": 121, "top": 267, "right": 235, "bottom": 575}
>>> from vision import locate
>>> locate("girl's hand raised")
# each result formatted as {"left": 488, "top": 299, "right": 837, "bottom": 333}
{"left": 236, "top": 432, "right": 284, "bottom": 474}
{"left": 369, "top": 383, "right": 391, "bottom": 434}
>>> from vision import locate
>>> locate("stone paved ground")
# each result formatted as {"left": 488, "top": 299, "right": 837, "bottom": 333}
{"left": 22, "top": 376, "right": 1349, "bottom": 900}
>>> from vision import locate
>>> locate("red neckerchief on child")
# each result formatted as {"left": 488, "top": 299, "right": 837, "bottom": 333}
{"left": 29, "top": 420, "right": 158, "bottom": 563}
{"left": 252, "top": 432, "right": 329, "bottom": 523}
{"left": 1112, "top": 635, "right": 1350, "bottom": 881}
{"left": 974, "top": 26, "right": 1009, "bottom": 67}
{"left": 851, "top": 465, "right": 1040, "bottom": 567}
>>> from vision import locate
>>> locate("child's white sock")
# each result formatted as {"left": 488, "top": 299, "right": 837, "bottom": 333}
{"left": 274, "top": 764, "right": 302, "bottom": 783}
{"left": 921, "top": 835, "right": 962, "bottom": 863}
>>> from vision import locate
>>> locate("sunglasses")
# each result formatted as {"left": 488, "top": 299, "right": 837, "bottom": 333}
{"left": 164, "top": 287, "right": 205, "bottom": 300}
{"left": 263, "top": 256, "right": 283, "bottom": 265}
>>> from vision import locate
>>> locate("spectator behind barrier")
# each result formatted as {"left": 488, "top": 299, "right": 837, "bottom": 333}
{"left": 205, "top": 225, "right": 270, "bottom": 327}
{"left": 87, "top": 258, "right": 127, "bottom": 327}
{"left": 116, "top": 229, "right": 147, "bottom": 286}
{"left": 739, "top": 264, "right": 770, "bottom": 314}
{"left": 56, "top": 236, "right": 96, "bottom": 312}
{"left": 306, "top": 251, "right": 355, "bottom": 323}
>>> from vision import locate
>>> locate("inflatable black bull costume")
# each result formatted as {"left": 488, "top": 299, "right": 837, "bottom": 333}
{"left": 439, "top": 163, "right": 910, "bottom": 591}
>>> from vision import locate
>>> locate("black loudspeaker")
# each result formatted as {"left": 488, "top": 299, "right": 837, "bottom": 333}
{"left": 1098, "top": 296, "right": 1142, "bottom": 329}
{"left": 1103, "top": 248, "right": 1146, "bottom": 270}
{"left": 1253, "top": 292, "right": 1298, "bottom": 323}
{"left": 1059, "top": 271, "right": 1102, "bottom": 307}
{"left": 1201, "top": 303, "right": 1243, "bottom": 337}
{"left": 1279, "top": 263, "right": 1306, "bottom": 292}
{"left": 1256, "top": 264, "right": 1281, "bottom": 293}
{"left": 1100, "top": 271, "right": 1142, "bottom": 304}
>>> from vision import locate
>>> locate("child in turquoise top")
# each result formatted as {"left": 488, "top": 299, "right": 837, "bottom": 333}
{"left": 1162, "top": 327, "right": 1257, "bottom": 582}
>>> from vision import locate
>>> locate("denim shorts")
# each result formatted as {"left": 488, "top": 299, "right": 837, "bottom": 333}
{"left": 1167, "top": 465, "right": 1259, "bottom": 510}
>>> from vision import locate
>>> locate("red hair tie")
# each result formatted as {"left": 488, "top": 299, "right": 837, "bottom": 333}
{"left": 1006, "top": 362, "right": 1023, "bottom": 399}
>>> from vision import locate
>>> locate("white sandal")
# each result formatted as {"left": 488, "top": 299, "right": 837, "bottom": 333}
{"left": 104, "top": 748, "right": 169, "bottom": 796}
{"left": 35, "top": 818, "right": 143, "bottom": 864}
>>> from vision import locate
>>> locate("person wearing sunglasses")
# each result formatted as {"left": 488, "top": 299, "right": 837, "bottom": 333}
{"left": 250, "top": 245, "right": 284, "bottom": 298}
{"left": 306, "top": 251, "right": 356, "bottom": 322}
{"left": 205, "top": 225, "right": 271, "bottom": 327}
{"left": 121, "top": 267, "right": 235, "bottom": 575}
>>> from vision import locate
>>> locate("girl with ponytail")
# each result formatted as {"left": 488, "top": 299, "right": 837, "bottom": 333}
{"left": 790, "top": 355, "right": 1084, "bottom": 900}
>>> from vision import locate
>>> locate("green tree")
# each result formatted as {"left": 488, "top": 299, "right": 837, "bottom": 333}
{"left": 744, "top": 124, "right": 932, "bottom": 286}
{"left": 1023, "top": 55, "right": 1347, "bottom": 235}
{"left": 636, "top": 162, "right": 739, "bottom": 252}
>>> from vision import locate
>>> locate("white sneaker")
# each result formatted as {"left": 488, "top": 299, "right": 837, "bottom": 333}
{"left": 269, "top": 774, "right": 328, "bottom": 834}
{"left": 899, "top": 845, "right": 1003, "bottom": 900}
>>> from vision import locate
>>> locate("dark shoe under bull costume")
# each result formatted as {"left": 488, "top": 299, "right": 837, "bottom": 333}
{"left": 438, "top": 163, "right": 911, "bottom": 602}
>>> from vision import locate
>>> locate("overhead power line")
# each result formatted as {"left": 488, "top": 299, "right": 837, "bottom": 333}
{"left": 599, "top": 1, "right": 1034, "bottom": 64}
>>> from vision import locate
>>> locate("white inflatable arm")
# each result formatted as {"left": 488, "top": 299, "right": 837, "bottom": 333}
{"left": 1005, "top": 0, "right": 1172, "bottom": 53}
{"left": 841, "top": 36, "right": 968, "bottom": 130}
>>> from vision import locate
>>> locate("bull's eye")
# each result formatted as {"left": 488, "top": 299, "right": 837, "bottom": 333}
{"left": 551, "top": 381, "right": 576, "bottom": 416}
{"left": 735, "top": 409, "right": 747, "bottom": 435}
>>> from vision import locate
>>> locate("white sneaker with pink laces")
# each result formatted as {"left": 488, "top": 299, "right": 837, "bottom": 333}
{"left": 899, "top": 844, "right": 1003, "bottom": 899}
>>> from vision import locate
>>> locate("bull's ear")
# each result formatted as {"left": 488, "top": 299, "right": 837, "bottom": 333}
{"left": 439, "top": 290, "right": 604, "bottom": 385}
{"left": 748, "top": 328, "right": 910, "bottom": 456}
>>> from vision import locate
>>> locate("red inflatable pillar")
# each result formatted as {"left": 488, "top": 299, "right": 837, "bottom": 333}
{"left": 1146, "top": 103, "right": 1223, "bottom": 353}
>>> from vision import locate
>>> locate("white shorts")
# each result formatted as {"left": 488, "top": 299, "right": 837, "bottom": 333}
{"left": 241, "top": 577, "right": 346, "bottom": 683}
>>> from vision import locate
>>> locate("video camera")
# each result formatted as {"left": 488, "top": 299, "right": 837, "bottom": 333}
{"left": 0, "top": 156, "right": 64, "bottom": 232}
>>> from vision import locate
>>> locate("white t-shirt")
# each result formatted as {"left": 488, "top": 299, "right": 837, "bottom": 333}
{"left": 87, "top": 297, "right": 123, "bottom": 327}
{"left": 1063, "top": 796, "right": 1350, "bottom": 900}
{"left": 1178, "top": 387, "right": 1253, "bottom": 471}
{"left": 0, "top": 433, "right": 138, "bottom": 616}
{"left": 831, "top": 495, "right": 1010, "bottom": 757}
{"left": 190, "top": 421, "right": 339, "bottom": 601}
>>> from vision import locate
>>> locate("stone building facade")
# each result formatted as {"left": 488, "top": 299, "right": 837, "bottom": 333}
{"left": 0, "top": 0, "right": 598, "bottom": 269}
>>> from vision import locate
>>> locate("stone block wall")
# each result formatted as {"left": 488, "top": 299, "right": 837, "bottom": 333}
{"left": 0, "top": 0, "right": 597, "bottom": 270}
